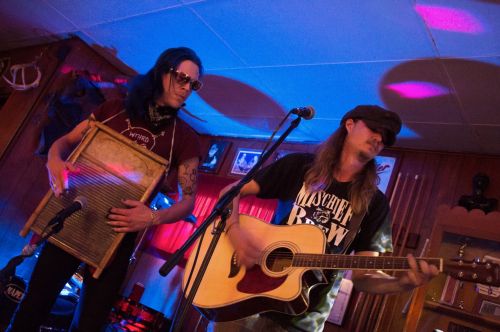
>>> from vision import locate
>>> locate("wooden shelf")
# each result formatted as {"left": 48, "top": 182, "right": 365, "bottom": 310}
{"left": 424, "top": 300, "right": 500, "bottom": 328}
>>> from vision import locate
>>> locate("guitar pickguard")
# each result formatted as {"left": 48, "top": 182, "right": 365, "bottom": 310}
{"left": 237, "top": 264, "right": 287, "bottom": 294}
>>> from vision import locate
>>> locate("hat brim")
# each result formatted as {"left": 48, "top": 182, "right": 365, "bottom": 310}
{"left": 363, "top": 119, "right": 397, "bottom": 146}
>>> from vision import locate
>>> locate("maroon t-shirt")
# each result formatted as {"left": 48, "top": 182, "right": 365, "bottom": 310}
{"left": 92, "top": 99, "right": 201, "bottom": 191}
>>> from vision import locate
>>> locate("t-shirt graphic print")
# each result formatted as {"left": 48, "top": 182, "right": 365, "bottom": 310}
{"left": 287, "top": 183, "right": 353, "bottom": 248}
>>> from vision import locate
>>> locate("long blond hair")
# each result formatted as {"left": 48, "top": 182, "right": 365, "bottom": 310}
{"left": 304, "top": 125, "right": 379, "bottom": 214}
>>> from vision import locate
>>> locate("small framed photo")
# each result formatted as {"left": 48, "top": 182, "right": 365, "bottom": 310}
{"left": 478, "top": 299, "right": 500, "bottom": 318}
{"left": 375, "top": 155, "right": 397, "bottom": 193}
{"left": 199, "top": 140, "right": 231, "bottom": 173}
{"left": 230, "top": 148, "right": 262, "bottom": 175}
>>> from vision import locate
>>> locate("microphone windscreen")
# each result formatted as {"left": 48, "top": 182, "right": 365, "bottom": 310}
{"left": 304, "top": 106, "right": 315, "bottom": 120}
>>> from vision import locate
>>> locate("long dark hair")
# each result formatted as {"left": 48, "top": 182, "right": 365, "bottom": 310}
{"left": 304, "top": 125, "right": 378, "bottom": 214}
{"left": 126, "top": 47, "right": 203, "bottom": 119}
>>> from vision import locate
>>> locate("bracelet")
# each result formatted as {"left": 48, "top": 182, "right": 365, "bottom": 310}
{"left": 225, "top": 222, "right": 239, "bottom": 234}
{"left": 150, "top": 209, "right": 160, "bottom": 227}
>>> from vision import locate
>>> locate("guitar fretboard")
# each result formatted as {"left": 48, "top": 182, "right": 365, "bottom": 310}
{"left": 291, "top": 254, "right": 443, "bottom": 271}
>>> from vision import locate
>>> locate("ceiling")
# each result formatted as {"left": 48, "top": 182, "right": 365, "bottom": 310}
{"left": 1, "top": 0, "right": 499, "bottom": 154}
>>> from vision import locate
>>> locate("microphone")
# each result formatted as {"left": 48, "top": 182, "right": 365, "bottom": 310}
{"left": 48, "top": 196, "right": 88, "bottom": 228}
{"left": 290, "top": 106, "right": 315, "bottom": 120}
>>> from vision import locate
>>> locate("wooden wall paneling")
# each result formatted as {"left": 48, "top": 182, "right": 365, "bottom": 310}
{"left": 0, "top": 42, "right": 70, "bottom": 263}
{"left": 380, "top": 153, "right": 454, "bottom": 332}
{"left": 374, "top": 152, "right": 500, "bottom": 331}
{"left": 377, "top": 177, "right": 429, "bottom": 332}
{"left": 410, "top": 154, "right": 438, "bottom": 236}
{"left": 454, "top": 155, "right": 481, "bottom": 201}
{"left": 402, "top": 176, "right": 425, "bottom": 252}
{"left": 390, "top": 172, "right": 410, "bottom": 227}
{"left": 412, "top": 154, "right": 455, "bottom": 246}
{"left": 394, "top": 174, "right": 419, "bottom": 249}
{"left": 405, "top": 207, "right": 500, "bottom": 332}
{"left": 0, "top": 43, "right": 65, "bottom": 161}
{"left": 0, "top": 37, "right": 133, "bottom": 275}
{"left": 454, "top": 154, "right": 500, "bottom": 206}
{"left": 353, "top": 293, "right": 375, "bottom": 332}
{"left": 434, "top": 154, "right": 465, "bottom": 206}
{"left": 1, "top": 39, "right": 120, "bottom": 207}
{"left": 350, "top": 150, "right": 486, "bottom": 331}
{"left": 364, "top": 175, "right": 413, "bottom": 331}
{"left": 388, "top": 172, "right": 403, "bottom": 207}
{"left": 481, "top": 156, "right": 500, "bottom": 197}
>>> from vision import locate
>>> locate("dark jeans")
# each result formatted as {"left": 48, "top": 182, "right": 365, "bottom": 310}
{"left": 7, "top": 233, "right": 136, "bottom": 332}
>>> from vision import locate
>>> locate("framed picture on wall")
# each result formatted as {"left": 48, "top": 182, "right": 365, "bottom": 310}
{"left": 375, "top": 155, "right": 397, "bottom": 193}
{"left": 199, "top": 140, "right": 231, "bottom": 173}
{"left": 230, "top": 148, "right": 262, "bottom": 175}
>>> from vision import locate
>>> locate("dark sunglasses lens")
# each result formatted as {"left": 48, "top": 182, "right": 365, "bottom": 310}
{"left": 176, "top": 72, "right": 191, "bottom": 84}
{"left": 173, "top": 71, "right": 202, "bottom": 91}
{"left": 191, "top": 80, "right": 202, "bottom": 91}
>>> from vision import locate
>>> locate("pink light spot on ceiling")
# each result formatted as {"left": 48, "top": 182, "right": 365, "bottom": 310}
{"left": 415, "top": 4, "right": 485, "bottom": 34}
{"left": 385, "top": 81, "right": 449, "bottom": 99}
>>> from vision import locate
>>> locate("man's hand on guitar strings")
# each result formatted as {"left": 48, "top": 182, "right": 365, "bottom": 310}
{"left": 398, "top": 254, "right": 439, "bottom": 290}
{"left": 226, "top": 222, "right": 264, "bottom": 268}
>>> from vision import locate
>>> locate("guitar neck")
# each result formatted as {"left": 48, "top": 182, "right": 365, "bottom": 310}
{"left": 292, "top": 254, "right": 443, "bottom": 272}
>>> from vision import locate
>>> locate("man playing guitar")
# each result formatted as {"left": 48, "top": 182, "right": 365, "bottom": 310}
{"left": 209, "top": 105, "right": 439, "bottom": 332}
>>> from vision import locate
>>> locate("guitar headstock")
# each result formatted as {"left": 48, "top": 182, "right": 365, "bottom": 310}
{"left": 444, "top": 258, "right": 500, "bottom": 287}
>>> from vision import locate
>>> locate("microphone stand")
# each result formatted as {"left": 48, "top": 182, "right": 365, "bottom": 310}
{"left": 160, "top": 116, "right": 303, "bottom": 332}
{"left": 0, "top": 207, "right": 73, "bottom": 282}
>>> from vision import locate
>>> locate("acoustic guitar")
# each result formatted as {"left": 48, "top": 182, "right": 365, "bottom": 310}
{"left": 183, "top": 215, "right": 499, "bottom": 322}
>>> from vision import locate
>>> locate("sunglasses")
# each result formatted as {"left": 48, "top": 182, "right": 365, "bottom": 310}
{"left": 170, "top": 68, "right": 203, "bottom": 91}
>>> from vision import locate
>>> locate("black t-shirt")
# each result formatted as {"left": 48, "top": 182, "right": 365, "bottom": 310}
{"left": 254, "top": 152, "right": 391, "bottom": 254}
{"left": 254, "top": 152, "right": 393, "bottom": 331}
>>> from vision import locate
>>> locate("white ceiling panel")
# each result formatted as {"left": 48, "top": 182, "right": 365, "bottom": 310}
{"left": 0, "top": 0, "right": 75, "bottom": 44}
{"left": 46, "top": 0, "right": 183, "bottom": 27}
{"left": 191, "top": 0, "right": 437, "bottom": 66}
{"left": 0, "top": 0, "right": 499, "bottom": 155}
{"left": 79, "top": 6, "right": 245, "bottom": 73}
{"left": 415, "top": 0, "right": 500, "bottom": 57}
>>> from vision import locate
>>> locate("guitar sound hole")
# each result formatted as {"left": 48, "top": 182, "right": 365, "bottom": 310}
{"left": 266, "top": 248, "right": 293, "bottom": 272}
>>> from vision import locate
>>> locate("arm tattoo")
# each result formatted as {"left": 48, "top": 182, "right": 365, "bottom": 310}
{"left": 179, "top": 160, "right": 198, "bottom": 197}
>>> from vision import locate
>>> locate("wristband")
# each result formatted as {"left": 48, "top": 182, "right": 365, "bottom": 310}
{"left": 150, "top": 209, "right": 160, "bottom": 226}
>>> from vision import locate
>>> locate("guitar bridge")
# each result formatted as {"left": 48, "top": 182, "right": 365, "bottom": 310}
{"left": 228, "top": 251, "right": 240, "bottom": 278}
